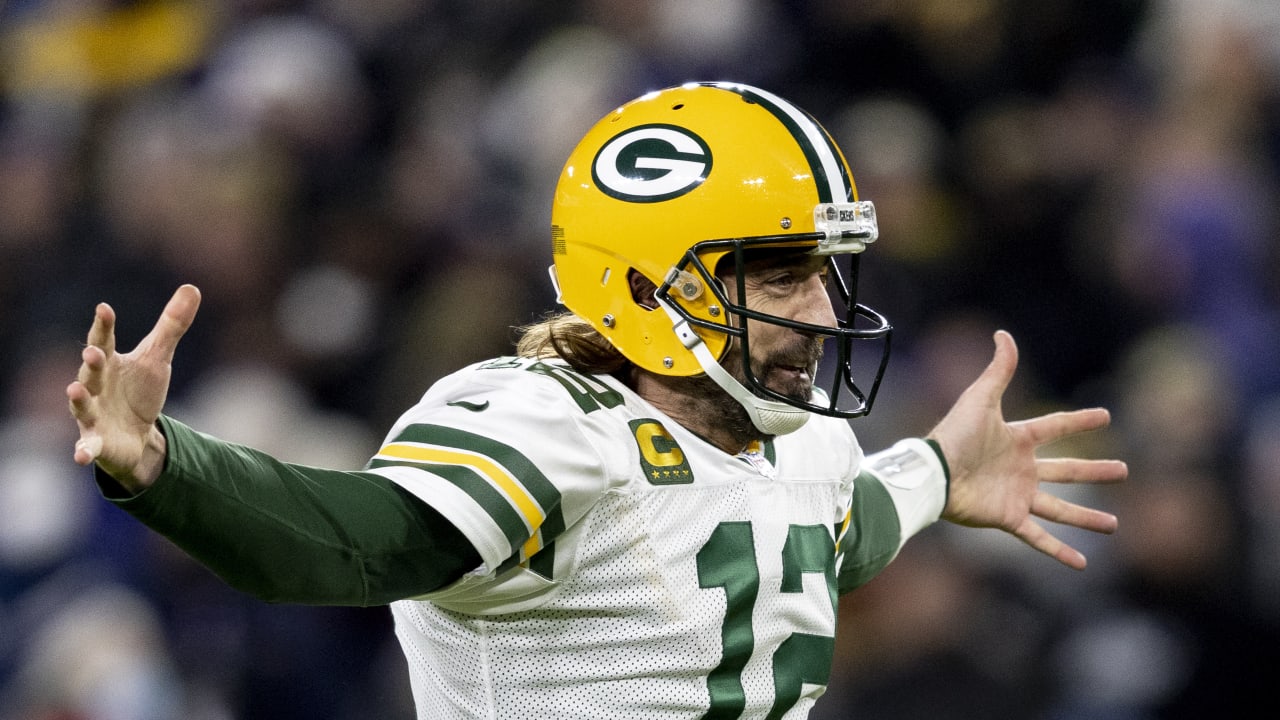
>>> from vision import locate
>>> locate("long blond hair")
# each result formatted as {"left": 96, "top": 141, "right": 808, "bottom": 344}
{"left": 515, "top": 312, "right": 631, "bottom": 375}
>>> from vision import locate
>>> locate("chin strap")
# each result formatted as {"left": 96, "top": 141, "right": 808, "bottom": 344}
{"left": 657, "top": 299, "right": 811, "bottom": 436}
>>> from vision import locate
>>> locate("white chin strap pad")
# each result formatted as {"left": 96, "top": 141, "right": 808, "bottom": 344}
{"left": 660, "top": 300, "right": 812, "bottom": 436}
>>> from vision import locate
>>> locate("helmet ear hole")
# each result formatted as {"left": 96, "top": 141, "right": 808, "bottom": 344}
{"left": 628, "top": 268, "right": 659, "bottom": 310}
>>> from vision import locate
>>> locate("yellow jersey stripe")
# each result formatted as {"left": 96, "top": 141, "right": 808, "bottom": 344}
{"left": 377, "top": 443, "right": 546, "bottom": 531}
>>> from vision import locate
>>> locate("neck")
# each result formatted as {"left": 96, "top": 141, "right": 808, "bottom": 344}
{"left": 628, "top": 368, "right": 766, "bottom": 454}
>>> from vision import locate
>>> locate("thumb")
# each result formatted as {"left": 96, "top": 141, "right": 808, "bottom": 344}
{"left": 141, "top": 285, "right": 202, "bottom": 361}
{"left": 971, "top": 330, "right": 1018, "bottom": 405}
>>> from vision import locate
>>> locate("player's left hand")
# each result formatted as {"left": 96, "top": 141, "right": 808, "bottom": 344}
{"left": 928, "top": 330, "right": 1127, "bottom": 570}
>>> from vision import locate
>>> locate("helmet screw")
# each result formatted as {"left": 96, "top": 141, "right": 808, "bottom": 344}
{"left": 602, "top": 314, "right": 615, "bottom": 328}
{"left": 669, "top": 269, "right": 703, "bottom": 300}
{"left": 663, "top": 357, "right": 674, "bottom": 369}
{"left": 780, "top": 217, "right": 792, "bottom": 229}
{"left": 708, "top": 305, "right": 721, "bottom": 317}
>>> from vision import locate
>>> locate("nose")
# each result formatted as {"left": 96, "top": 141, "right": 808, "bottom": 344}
{"left": 794, "top": 274, "right": 838, "bottom": 329}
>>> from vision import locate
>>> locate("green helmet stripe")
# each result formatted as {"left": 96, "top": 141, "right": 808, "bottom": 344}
{"left": 704, "top": 82, "right": 852, "bottom": 204}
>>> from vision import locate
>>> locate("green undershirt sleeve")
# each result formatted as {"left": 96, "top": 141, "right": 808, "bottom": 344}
{"left": 100, "top": 415, "right": 480, "bottom": 607}
{"left": 836, "top": 471, "right": 903, "bottom": 595}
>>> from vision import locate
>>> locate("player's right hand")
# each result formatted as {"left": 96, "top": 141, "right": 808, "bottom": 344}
{"left": 66, "top": 284, "right": 202, "bottom": 493}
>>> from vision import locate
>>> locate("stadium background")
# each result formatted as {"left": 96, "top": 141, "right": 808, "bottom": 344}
{"left": 2, "top": 0, "right": 1279, "bottom": 717}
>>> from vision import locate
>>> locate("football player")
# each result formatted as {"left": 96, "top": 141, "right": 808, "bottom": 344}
{"left": 67, "top": 82, "right": 1126, "bottom": 719}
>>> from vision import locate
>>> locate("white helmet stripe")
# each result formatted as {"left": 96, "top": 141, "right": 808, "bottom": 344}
{"left": 706, "top": 82, "right": 851, "bottom": 203}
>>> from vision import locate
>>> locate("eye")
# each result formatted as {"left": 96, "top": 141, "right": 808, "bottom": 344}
{"left": 765, "top": 272, "right": 797, "bottom": 290}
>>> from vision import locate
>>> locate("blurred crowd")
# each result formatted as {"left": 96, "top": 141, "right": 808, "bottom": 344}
{"left": 2, "top": 0, "right": 1279, "bottom": 718}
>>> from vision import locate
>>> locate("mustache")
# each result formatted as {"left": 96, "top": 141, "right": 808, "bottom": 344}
{"left": 760, "top": 337, "right": 825, "bottom": 371}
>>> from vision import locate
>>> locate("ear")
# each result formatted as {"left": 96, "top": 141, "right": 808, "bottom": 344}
{"left": 628, "top": 269, "right": 659, "bottom": 309}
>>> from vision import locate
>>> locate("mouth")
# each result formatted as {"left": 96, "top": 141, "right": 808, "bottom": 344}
{"left": 731, "top": 337, "right": 825, "bottom": 403}
{"left": 771, "top": 363, "right": 813, "bottom": 382}
{"left": 759, "top": 357, "right": 818, "bottom": 401}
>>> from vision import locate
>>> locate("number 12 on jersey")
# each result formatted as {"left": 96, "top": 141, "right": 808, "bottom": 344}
{"left": 697, "top": 522, "right": 837, "bottom": 719}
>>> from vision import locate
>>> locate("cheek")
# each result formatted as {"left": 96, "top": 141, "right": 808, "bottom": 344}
{"left": 742, "top": 319, "right": 788, "bottom": 360}
{"left": 741, "top": 296, "right": 804, "bottom": 337}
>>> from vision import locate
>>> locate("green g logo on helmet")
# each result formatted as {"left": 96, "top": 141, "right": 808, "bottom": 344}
{"left": 592, "top": 124, "right": 712, "bottom": 203}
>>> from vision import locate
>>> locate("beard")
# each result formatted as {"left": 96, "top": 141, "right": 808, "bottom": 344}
{"left": 653, "top": 371, "right": 760, "bottom": 445}
{"left": 658, "top": 335, "right": 825, "bottom": 448}
{"left": 723, "top": 335, "right": 825, "bottom": 405}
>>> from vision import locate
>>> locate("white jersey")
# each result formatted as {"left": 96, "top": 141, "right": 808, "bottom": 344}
{"left": 366, "top": 357, "right": 945, "bottom": 719}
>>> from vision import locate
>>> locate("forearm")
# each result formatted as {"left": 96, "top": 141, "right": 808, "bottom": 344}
{"left": 837, "top": 438, "right": 950, "bottom": 594}
{"left": 836, "top": 472, "right": 902, "bottom": 593}
{"left": 100, "top": 416, "right": 479, "bottom": 606}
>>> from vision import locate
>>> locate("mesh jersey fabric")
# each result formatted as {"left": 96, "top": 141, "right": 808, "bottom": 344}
{"left": 365, "top": 357, "right": 909, "bottom": 719}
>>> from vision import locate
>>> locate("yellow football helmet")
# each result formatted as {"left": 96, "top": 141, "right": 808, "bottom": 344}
{"left": 550, "top": 82, "right": 891, "bottom": 434}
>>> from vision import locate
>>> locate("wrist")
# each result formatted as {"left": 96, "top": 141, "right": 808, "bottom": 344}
{"left": 136, "top": 422, "right": 168, "bottom": 486}
{"left": 923, "top": 437, "right": 950, "bottom": 512}
{"left": 107, "top": 423, "right": 168, "bottom": 495}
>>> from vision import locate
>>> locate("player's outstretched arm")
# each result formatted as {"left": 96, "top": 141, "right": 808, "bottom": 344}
{"left": 928, "top": 330, "right": 1128, "bottom": 570}
{"left": 67, "top": 284, "right": 201, "bottom": 494}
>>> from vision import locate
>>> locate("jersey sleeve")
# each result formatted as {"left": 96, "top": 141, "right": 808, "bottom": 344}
{"left": 836, "top": 437, "right": 949, "bottom": 594}
{"left": 364, "top": 358, "right": 621, "bottom": 578}
{"left": 103, "top": 415, "right": 481, "bottom": 606}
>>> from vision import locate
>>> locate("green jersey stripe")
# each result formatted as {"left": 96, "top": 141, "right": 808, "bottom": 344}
{"left": 528, "top": 541, "right": 556, "bottom": 579}
{"left": 392, "top": 423, "right": 567, "bottom": 540}
{"left": 368, "top": 458, "right": 529, "bottom": 551}
{"left": 492, "top": 540, "right": 556, "bottom": 579}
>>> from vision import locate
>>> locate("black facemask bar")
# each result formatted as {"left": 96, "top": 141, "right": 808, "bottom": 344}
{"left": 656, "top": 232, "right": 893, "bottom": 419}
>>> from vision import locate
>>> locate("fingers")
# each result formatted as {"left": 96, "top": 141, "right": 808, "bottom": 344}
{"left": 1031, "top": 490, "right": 1118, "bottom": 535}
{"left": 79, "top": 305, "right": 115, "bottom": 393}
{"left": 66, "top": 378, "right": 92, "bottom": 413}
{"left": 1015, "top": 518, "right": 1089, "bottom": 570}
{"left": 1037, "top": 457, "right": 1129, "bottom": 484}
{"left": 84, "top": 302, "right": 117, "bottom": 356}
{"left": 1017, "top": 407, "right": 1112, "bottom": 446}
{"left": 73, "top": 434, "right": 103, "bottom": 466}
{"left": 76, "top": 343, "right": 108, "bottom": 395}
{"left": 67, "top": 377, "right": 101, "bottom": 465}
